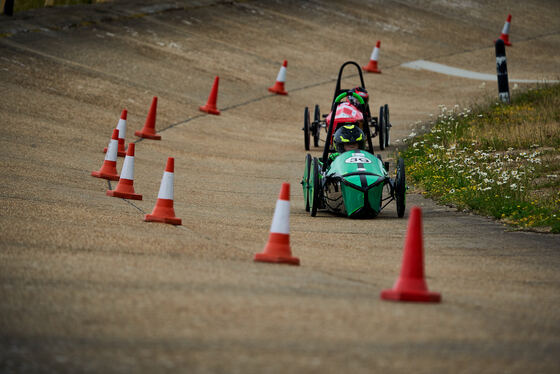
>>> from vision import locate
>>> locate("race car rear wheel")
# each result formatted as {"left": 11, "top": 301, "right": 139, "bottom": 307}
{"left": 304, "top": 106, "right": 310, "bottom": 151}
{"left": 378, "top": 106, "right": 386, "bottom": 151}
{"left": 303, "top": 154, "right": 312, "bottom": 212}
{"left": 395, "top": 157, "right": 406, "bottom": 218}
{"left": 313, "top": 104, "right": 321, "bottom": 147}
{"left": 384, "top": 104, "right": 390, "bottom": 147}
{"left": 310, "top": 157, "right": 321, "bottom": 217}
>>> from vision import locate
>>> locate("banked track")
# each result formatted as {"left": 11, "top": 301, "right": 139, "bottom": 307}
{"left": 1, "top": 1, "right": 560, "bottom": 373}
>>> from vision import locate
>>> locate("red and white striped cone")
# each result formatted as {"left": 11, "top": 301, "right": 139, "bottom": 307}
{"left": 106, "top": 143, "right": 142, "bottom": 200}
{"left": 134, "top": 96, "right": 161, "bottom": 140}
{"left": 363, "top": 40, "right": 382, "bottom": 74}
{"left": 254, "top": 183, "right": 299, "bottom": 265}
{"left": 92, "top": 129, "right": 120, "bottom": 181}
{"left": 104, "top": 109, "right": 128, "bottom": 157}
{"left": 495, "top": 14, "right": 512, "bottom": 46}
{"left": 144, "top": 157, "right": 181, "bottom": 225}
{"left": 268, "top": 60, "right": 288, "bottom": 95}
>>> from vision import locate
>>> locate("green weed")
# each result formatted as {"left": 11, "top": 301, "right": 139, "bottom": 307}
{"left": 399, "top": 84, "right": 560, "bottom": 233}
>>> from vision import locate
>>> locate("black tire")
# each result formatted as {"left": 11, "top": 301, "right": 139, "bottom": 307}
{"left": 310, "top": 158, "right": 321, "bottom": 217}
{"left": 384, "top": 104, "right": 390, "bottom": 147}
{"left": 303, "top": 154, "right": 312, "bottom": 212}
{"left": 304, "top": 106, "right": 310, "bottom": 151}
{"left": 313, "top": 105, "right": 321, "bottom": 147}
{"left": 378, "top": 106, "right": 385, "bottom": 151}
{"left": 395, "top": 157, "right": 406, "bottom": 218}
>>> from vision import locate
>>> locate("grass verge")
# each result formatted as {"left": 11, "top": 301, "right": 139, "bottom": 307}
{"left": 399, "top": 84, "right": 560, "bottom": 233}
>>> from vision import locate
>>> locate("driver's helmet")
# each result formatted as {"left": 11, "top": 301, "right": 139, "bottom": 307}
{"left": 348, "top": 87, "right": 369, "bottom": 108}
{"left": 333, "top": 123, "right": 365, "bottom": 153}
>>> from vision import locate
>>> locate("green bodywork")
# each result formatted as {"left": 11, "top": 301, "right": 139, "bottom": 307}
{"left": 326, "top": 150, "right": 387, "bottom": 217}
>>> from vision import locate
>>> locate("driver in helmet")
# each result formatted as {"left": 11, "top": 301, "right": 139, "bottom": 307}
{"left": 328, "top": 123, "right": 366, "bottom": 161}
{"left": 347, "top": 87, "right": 369, "bottom": 109}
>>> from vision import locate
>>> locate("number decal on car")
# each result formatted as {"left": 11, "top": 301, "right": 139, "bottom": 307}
{"left": 345, "top": 155, "right": 371, "bottom": 164}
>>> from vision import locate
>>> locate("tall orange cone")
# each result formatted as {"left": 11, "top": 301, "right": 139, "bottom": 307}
{"left": 104, "top": 109, "right": 128, "bottom": 157}
{"left": 92, "top": 129, "right": 120, "bottom": 181}
{"left": 106, "top": 143, "right": 142, "bottom": 200}
{"left": 495, "top": 14, "right": 512, "bottom": 46}
{"left": 144, "top": 157, "right": 181, "bottom": 225}
{"left": 381, "top": 206, "right": 441, "bottom": 302}
{"left": 363, "top": 40, "right": 382, "bottom": 74}
{"left": 254, "top": 183, "right": 299, "bottom": 265}
{"left": 268, "top": 60, "right": 288, "bottom": 95}
{"left": 134, "top": 96, "right": 161, "bottom": 140}
{"left": 199, "top": 76, "right": 221, "bottom": 115}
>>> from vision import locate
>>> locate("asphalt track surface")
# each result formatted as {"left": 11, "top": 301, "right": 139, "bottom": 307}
{"left": 1, "top": 1, "right": 560, "bottom": 373}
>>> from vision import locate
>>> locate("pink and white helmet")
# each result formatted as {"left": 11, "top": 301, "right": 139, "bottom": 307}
{"left": 325, "top": 102, "right": 364, "bottom": 128}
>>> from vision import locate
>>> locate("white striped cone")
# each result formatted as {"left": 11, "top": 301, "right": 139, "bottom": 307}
{"left": 144, "top": 157, "right": 181, "bottom": 225}
{"left": 106, "top": 143, "right": 142, "bottom": 200}
{"left": 104, "top": 109, "right": 128, "bottom": 157}
{"left": 254, "top": 183, "right": 299, "bottom": 265}
{"left": 363, "top": 40, "right": 382, "bottom": 73}
{"left": 268, "top": 60, "right": 288, "bottom": 95}
{"left": 496, "top": 14, "right": 512, "bottom": 46}
{"left": 92, "top": 129, "right": 120, "bottom": 180}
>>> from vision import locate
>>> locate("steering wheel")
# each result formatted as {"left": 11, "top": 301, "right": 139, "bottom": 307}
{"left": 334, "top": 91, "right": 365, "bottom": 105}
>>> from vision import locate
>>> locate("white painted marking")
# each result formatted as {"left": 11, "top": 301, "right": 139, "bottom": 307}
{"left": 401, "top": 60, "right": 559, "bottom": 83}
{"left": 270, "top": 200, "right": 290, "bottom": 234}
{"left": 371, "top": 46, "right": 379, "bottom": 61}
{"left": 105, "top": 139, "right": 118, "bottom": 161}
{"left": 120, "top": 156, "right": 134, "bottom": 180}
{"left": 158, "top": 171, "right": 174, "bottom": 199}
{"left": 116, "top": 118, "right": 126, "bottom": 140}
{"left": 502, "top": 21, "right": 510, "bottom": 35}
{"left": 276, "top": 66, "right": 287, "bottom": 82}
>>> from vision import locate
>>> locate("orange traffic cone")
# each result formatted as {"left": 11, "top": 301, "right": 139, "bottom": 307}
{"left": 106, "top": 143, "right": 142, "bottom": 200}
{"left": 495, "top": 14, "right": 512, "bottom": 46}
{"left": 144, "top": 157, "right": 181, "bottom": 225}
{"left": 363, "top": 40, "right": 382, "bottom": 74}
{"left": 135, "top": 96, "right": 161, "bottom": 140}
{"left": 268, "top": 60, "right": 288, "bottom": 95}
{"left": 104, "top": 109, "right": 128, "bottom": 157}
{"left": 254, "top": 183, "right": 299, "bottom": 265}
{"left": 381, "top": 206, "right": 441, "bottom": 302}
{"left": 199, "top": 76, "right": 221, "bottom": 115}
{"left": 92, "top": 129, "right": 120, "bottom": 181}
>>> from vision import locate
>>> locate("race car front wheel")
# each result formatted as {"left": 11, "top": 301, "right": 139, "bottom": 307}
{"left": 310, "top": 157, "right": 321, "bottom": 217}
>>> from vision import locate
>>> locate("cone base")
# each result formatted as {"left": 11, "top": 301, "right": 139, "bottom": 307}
{"left": 254, "top": 252, "right": 300, "bottom": 266}
{"left": 134, "top": 130, "right": 161, "bottom": 140}
{"left": 495, "top": 38, "right": 512, "bottom": 46}
{"left": 199, "top": 105, "right": 220, "bottom": 115}
{"left": 380, "top": 288, "right": 441, "bottom": 303}
{"left": 268, "top": 87, "right": 288, "bottom": 95}
{"left": 144, "top": 214, "right": 182, "bottom": 225}
{"left": 104, "top": 147, "right": 127, "bottom": 157}
{"left": 106, "top": 190, "right": 142, "bottom": 200}
{"left": 91, "top": 170, "right": 120, "bottom": 181}
{"left": 362, "top": 66, "right": 381, "bottom": 74}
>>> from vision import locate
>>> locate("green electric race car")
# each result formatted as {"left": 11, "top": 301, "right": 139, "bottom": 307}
{"left": 301, "top": 91, "right": 406, "bottom": 218}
